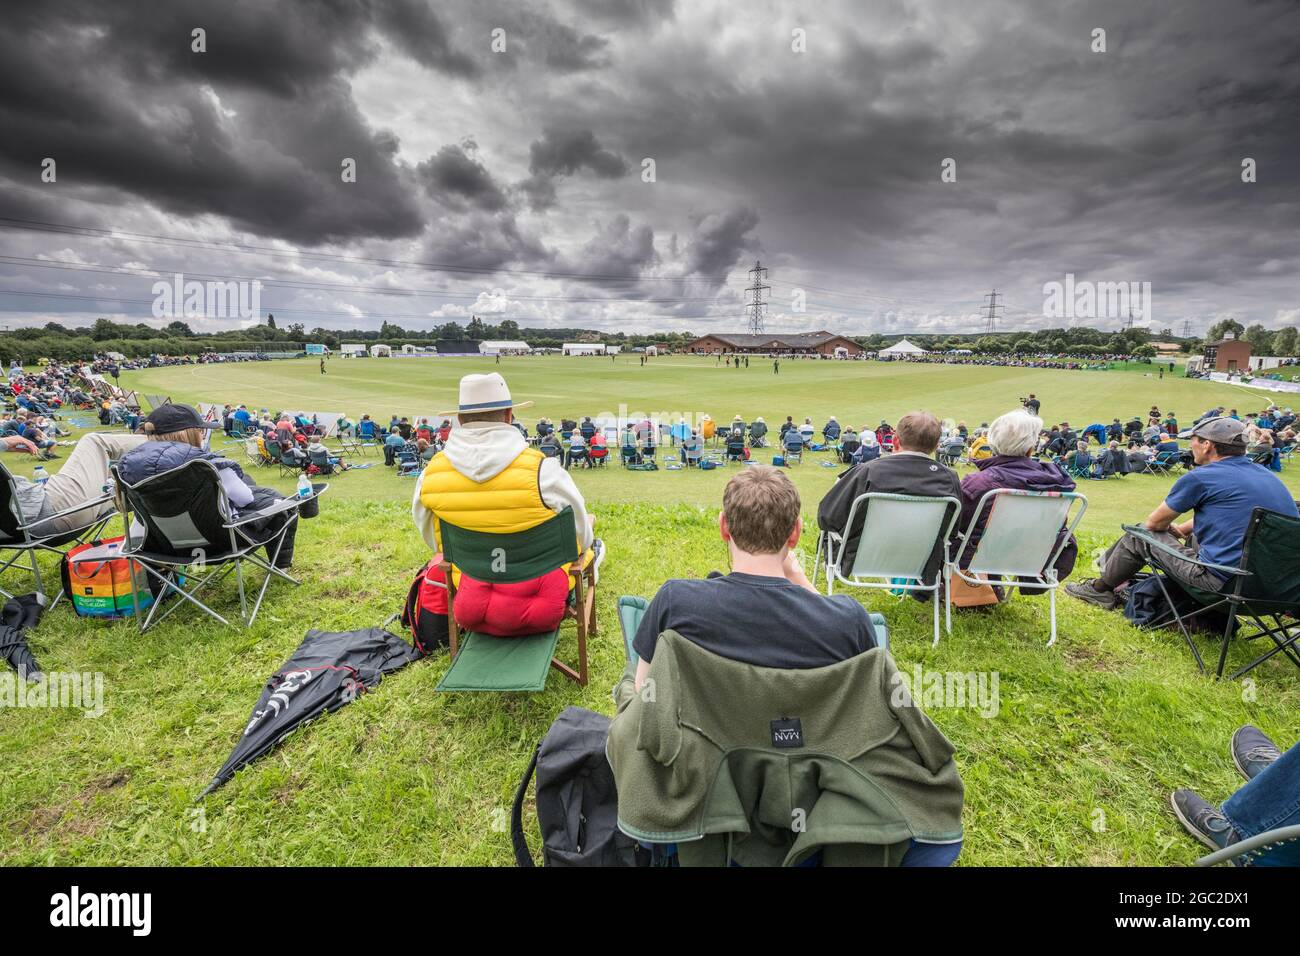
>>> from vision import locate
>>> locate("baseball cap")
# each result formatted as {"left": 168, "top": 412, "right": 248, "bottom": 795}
{"left": 143, "top": 403, "right": 220, "bottom": 433}
{"left": 1189, "top": 416, "right": 1246, "bottom": 445}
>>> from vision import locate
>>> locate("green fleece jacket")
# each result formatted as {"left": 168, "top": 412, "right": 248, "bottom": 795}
{"left": 607, "top": 631, "right": 964, "bottom": 866}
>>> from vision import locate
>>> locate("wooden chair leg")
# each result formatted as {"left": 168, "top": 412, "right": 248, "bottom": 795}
{"left": 440, "top": 560, "right": 460, "bottom": 658}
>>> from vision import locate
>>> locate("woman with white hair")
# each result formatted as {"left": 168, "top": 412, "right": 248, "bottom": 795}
{"left": 956, "top": 409, "right": 1079, "bottom": 594}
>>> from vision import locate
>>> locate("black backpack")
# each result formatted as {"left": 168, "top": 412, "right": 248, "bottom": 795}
{"left": 510, "top": 707, "right": 647, "bottom": 867}
{"left": 1123, "top": 573, "right": 1226, "bottom": 632}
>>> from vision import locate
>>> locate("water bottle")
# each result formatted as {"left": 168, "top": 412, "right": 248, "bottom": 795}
{"left": 33, "top": 465, "right": 48, "bottom": 485}
{"left": 296, "top": 474, "right": 312, "bottom": 499}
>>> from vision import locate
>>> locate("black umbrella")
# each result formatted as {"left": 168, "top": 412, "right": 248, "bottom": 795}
{"left": 200, "top": 627, "right": 422, "bottom": 797}
{"left": 1, "top": 594, "right": 46, "bottom": 680}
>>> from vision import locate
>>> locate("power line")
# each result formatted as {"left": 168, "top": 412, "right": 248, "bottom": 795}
{"left": 0, "top": 255, "right": 730, "bottom": 305}
{"left": 0, "top": 289, "right": 751, "bottom": 325}
{"left": 0, "top": 216, "right": 736, "bottom": 284}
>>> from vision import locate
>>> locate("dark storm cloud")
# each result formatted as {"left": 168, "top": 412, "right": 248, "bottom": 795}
{"left": 569, "top": 0, "right": 677, "bottom": 28}
{"left": 0, "top": 0, "right": 477, "bottom": 245}
{"left": 683, "top": 207, "right": 761, "bottom": 280}
{"left": 417, "top": 140, "right": 510, "bottom": 211}
{"left": 521, "top": 128, "right": 629, "bottom": 210}
{"left": 2, "top": 0, "right": 1298, "bottom": 334}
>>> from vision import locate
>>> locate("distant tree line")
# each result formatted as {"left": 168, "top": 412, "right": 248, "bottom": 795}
{"left": 1, "top": 314, "right": 1295, "bottom": 364}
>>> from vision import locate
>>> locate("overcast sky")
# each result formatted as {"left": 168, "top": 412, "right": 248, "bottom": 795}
{"left": 1, "top": 0, "right": 1297, "bottom": 337}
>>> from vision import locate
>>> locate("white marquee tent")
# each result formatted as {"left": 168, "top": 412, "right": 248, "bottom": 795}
{"left": 878, "top": 338, "right": 928, "bottom": 356}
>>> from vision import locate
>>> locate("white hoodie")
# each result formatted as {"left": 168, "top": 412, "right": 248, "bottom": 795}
{"left": 411, "top": 421, "right": 593, "bottom": 552}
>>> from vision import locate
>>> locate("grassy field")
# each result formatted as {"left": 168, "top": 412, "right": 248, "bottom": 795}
{"left": 2, "top": 355, "right": 1297, "bottom": 866}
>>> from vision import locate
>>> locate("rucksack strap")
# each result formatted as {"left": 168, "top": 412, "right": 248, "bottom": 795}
{"left": 510, "top": 743, "right": 541, "bottom": 867}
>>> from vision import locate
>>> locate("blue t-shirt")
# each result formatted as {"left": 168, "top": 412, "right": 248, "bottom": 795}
{"left": 1165, "top": 456, "right": 1298, "bottom": 573}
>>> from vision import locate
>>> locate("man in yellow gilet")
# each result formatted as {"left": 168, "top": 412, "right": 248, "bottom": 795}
{"left": 412, "top": 373, "right": 601, "bottom": 598}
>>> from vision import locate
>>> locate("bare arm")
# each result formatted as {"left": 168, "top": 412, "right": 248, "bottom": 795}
{"left": 1144, "top": 501, "right": 1188, "bottom": 535}
{"left": 633, "top": 658, "right": 652, "bottom": 692}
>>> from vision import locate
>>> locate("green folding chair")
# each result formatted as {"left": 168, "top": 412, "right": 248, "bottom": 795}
{"left": 1121, "top": 507, "right": 1300, "bottom": 680}
{"left": 435, "top": 506, "right": 597, "bottom": 692}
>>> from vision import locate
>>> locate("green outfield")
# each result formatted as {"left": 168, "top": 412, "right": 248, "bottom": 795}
{"left": 2, "top": 355, "right": 1297, "bottom": 866}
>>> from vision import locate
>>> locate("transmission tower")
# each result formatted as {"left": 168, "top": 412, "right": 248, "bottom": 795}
{"left": 744, "top": 260, "right": 770, "bottom": 335}
{"left": 1181, "top": 319, "right": 1193, "bottom": 338}
{"left": 981, "top": 289, "right": 1002, "bottom": 335}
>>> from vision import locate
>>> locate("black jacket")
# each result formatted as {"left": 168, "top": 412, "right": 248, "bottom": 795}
{"left": 817, "top": 453, "right": 961, "bottom": 576}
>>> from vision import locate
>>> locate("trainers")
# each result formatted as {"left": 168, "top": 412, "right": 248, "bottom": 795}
{"left": 1231, "top": 726, "right": 1282, "bottom": 781}
{"left": 1170, "top": 790, "right": 1240, "bottom": 852}
{"left": 1065, "top": 579, "right": 1120, "bottom": 610}
{"left": 590, "top": 537, "right": 605, "bottom": 586}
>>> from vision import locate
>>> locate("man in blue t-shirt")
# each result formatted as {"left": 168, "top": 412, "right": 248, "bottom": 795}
{"left": 1068, "top": 417, "right": 1298, "bottom": 610}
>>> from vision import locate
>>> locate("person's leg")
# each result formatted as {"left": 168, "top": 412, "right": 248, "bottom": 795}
{"left": 1219, "top": 741, "right": 1300, "bottom": 865}
{"left": 40, "top": 432, "right": 148, "bottom": 532}
{"left": 1096, "top": 529, "right": 1187, "bottom": 590}
{"left": 899, "top": 839, "right": 961, "bottom": 867}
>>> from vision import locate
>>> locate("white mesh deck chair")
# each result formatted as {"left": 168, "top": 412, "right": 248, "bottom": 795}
{"left": 812, "top": 493, "right": 961, "bottom": 646}
{"left": 950, "top": 488, "right": 1087, "bottom": 646}
{"left": 111, "top": 460, "right": 318, "bottom": 631}
{"left": 0, "top": 460, "right": 117, "bottom": 607}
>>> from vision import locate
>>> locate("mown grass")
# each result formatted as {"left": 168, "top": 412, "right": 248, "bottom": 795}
{"left": 1, "top": 357, "right": 1297, "bottom": 865}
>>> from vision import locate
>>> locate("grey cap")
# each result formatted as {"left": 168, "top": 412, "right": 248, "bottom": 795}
{"left": 1189, "top": 416, "right": 1247, "bottom": 445}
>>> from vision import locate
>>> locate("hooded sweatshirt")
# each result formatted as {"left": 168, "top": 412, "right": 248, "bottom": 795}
{"left": 410, "top": 420, "right": 593, "bottom": 553}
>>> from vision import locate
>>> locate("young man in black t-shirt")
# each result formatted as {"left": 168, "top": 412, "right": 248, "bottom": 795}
{"left": 633, "top": 466, "right": 877, "bottom": 690}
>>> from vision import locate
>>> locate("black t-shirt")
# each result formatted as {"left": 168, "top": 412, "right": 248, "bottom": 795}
{"left": 632, "top": 572, "right": 877, "bottom": 668}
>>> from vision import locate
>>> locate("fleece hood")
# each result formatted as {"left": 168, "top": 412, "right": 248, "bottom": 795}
{"left": 972, "top": 454, "right": 1077, "bottom": 492}
{"left": 440, "top": 421, "right": 527, "bottom": 483}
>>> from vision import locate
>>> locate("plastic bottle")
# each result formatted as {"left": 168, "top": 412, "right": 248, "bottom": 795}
{"left": 296, "top": 473, "right": 312, "bottom": 499}
{"left": 33, "top": 465, "right": 48, "bottom": 485}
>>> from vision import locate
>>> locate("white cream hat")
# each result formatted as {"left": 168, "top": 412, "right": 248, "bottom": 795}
{"left": 438, "top": 372, "right": 534, "bottom": 416}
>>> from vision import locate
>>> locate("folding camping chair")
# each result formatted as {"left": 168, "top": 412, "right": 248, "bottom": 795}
{"left": 782, "top": 431, "right": 804, "bottom": 465}
{"left": 337, "top": 432, "right": 374, "bottom": 457}
{"left": 1141, "top": 450, "right": 1182, "bottom": 475}
{"left": 434, "top": 506, "right": 597, "bottom": 691}
{"left": 111, "top": 460, "right": 317, "bottom": 631}
{"left": 936, "top": 438, "right": 965, "bottom": 468}
{"left": 725, "top": 433, "right": 747, "bottom": 463}
{"left": 812, "top": 493, "right": 961, "bottom": 646}
{"left": 265, "top": 438, "right": 299, "bottom": 479}
{"left": 0, "top": 461, "right": 117, "bottom": 607}
{"left": 949, "top": 488, "right": 1088, "bottom": 647}
{"left": 308, "top": 446, "right": 341, "bottom": 477}
{"left": 1118, "top": 509, "right": 1300, "bottom": 680}
{"left": 245, "top": 437, "right": 272, "bottom": 469}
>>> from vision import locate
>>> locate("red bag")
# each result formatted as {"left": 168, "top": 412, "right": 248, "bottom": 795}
{"left": 399, "top": 560, "right": 449, "bottom": 655}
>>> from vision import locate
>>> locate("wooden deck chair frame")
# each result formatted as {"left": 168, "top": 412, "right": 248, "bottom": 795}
{"left": 949, "top": 488, "right": 1088, "bottom": 647}
{"left": 438, "top": 506, "right": 596, "bottom": 687}
{"left": 1119, "top": 509, "right": 1300, "bottom": 680}
{"left": 813, "top": 493, "right": 961, "bottom": 647}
